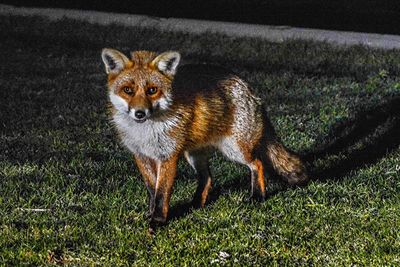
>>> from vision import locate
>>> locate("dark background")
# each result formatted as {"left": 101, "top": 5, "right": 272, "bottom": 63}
{"left": 2, "top": 0, "right": 400, "bottom": 34}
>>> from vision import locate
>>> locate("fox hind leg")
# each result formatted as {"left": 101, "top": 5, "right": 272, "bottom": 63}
{"left": 247, "top": 158, "right": 267, "bottom": 201}
{"left": 218, "top": 137, "right": 268, "bottom": 201}
{"left": 184, "top": 150, "right": 212, "bottom": 208}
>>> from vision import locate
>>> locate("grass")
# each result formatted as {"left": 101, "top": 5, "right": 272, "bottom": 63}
{"left": 1, "top": 14, "right": 400, "bottom": 265}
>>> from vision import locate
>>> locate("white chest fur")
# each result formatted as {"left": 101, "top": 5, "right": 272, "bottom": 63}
{"left": 112, "top": 112, "right": 178, "bottom": 160}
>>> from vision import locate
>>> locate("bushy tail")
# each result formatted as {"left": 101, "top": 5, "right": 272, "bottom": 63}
{"left": 266, "top": 142, "right": 309, "bottom": 185}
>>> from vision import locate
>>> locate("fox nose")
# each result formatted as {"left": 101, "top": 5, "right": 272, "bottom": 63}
{"left": 134, "top": 110, "right": 146, "bottom": 119}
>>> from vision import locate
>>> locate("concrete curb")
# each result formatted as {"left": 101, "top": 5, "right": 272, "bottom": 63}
{"left": 2, "top": 4, "right": 400, "bottom": 50}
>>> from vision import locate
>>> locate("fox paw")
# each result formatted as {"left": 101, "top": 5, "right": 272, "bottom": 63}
{"left": 149, "top": 214, "right": 167, "bottom": 231}
{"left": 246, "top": 193, "right": 266, "bottom": 203}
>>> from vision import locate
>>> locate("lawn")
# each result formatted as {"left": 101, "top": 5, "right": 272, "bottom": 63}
{"left": 0, "top": 14, "right": 399, "bottom": 265}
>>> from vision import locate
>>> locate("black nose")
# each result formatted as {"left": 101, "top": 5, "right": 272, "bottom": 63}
{"left": 135, "top": 110, "right": 146, "bottom": 119}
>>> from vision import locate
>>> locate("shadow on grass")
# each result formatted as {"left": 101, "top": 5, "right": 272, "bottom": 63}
{"left": 169, "top": 169, "right": 288, "bottom": 221}
{"left": 168, "top": 177, "right": 248, "bottom": 221}
{"left": 304, "top": 96, "right": 400, "bottom": 181}
{"left": 169, "top": 96, "right": 400, "bottom": 221}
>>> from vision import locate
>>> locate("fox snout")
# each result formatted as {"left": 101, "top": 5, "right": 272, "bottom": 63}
{"left": 129, "top": 107, "right": 151, "bottom": 123}
{"left": 126, "top": 94, "right": 152, "bottom": 122}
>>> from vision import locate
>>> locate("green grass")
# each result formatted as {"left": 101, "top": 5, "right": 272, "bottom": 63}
{"left": 1, "top": 15, "right": 400, "bottom": 266}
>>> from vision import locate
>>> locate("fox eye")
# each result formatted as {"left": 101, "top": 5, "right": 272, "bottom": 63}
{"left": 146, "top": 87, "right": 158, "bottom": 95}
{"left": 123, "top": 87, "right": 133, "bottom": 95}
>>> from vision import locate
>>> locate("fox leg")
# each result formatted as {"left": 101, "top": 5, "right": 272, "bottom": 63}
{"left": 150, "top": 155, "right": 178, "bottom": 228}
{"left": 133, "top": 154, "right": 157, "bottom": 215}
{"left": 184, "top": 150, "right": 212, "bottom": 208}
{"left": 218, "top": 137, "right": 267, "bottom": 201}
{"left": 247, "top": 158, "right": 267, "bottom": 201}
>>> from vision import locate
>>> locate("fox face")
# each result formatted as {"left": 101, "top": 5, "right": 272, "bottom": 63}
{"left": 101, "top": 49, "right": 180, "bottom": 122}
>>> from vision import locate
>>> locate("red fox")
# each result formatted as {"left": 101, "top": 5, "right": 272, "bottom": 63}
{"left": 101, "top": 48, "right": 309, "bottom": 230}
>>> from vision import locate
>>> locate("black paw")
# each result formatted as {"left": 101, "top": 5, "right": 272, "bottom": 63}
{"left": 191, "top": 198, "right": 204, "bottom": 209}
{"left": 246, "top": 193, "right": 266, "bottom": 203}
{"left": 148, "top": 215, "right": 167, "bottom": 233}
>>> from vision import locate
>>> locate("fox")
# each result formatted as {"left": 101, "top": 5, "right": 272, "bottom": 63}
{"left": 101, "top": 48, "right": 309, "bottom": 230}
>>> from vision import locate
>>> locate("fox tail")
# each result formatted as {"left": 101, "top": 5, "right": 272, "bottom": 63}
{"left": 266, "top": 142, "right": 309, "bottom": 185}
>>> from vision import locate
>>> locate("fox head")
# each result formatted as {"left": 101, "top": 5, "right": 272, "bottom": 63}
{"left": 101, "top": 48, "right": 180, "bottom": 123}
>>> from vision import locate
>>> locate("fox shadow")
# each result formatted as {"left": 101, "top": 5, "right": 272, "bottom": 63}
{"left": 304, "top": 96, "right": 400, "bottom": 181}
{"left": 169, "top": 96, "right": 400, "bottom": 221}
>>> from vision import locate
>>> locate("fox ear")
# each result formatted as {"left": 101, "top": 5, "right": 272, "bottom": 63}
{"left": 101, "top": 48, "right": 130, "bottom": 75}
{"left": 151, "top": 51, "right": 181, "bottom": 78}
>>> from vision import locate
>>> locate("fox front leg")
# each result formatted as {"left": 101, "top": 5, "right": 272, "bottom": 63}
{"left": 133, "top": 155, "right": 157, "bottom": 217}
{"left": 149, "top": 155, "right": 178, "bottom": 230}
